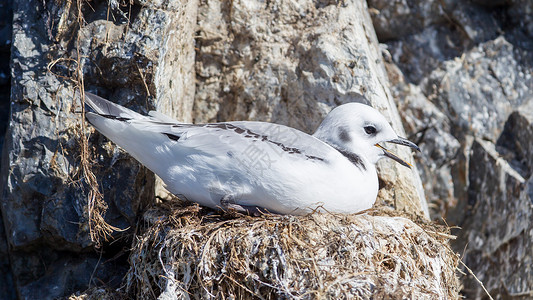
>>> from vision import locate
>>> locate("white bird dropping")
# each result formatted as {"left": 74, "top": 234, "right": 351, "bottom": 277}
{"left": 84, "top": 92, "right": 419, "bottom": 215}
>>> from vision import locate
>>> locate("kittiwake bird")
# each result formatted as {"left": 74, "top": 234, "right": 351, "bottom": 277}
{"left": 84, "top": 92, "right": 419, "bottom": 215}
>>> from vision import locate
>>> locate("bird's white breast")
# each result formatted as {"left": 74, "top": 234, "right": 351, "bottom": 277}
{"left": 161, "top": 147, "right": 378, "bottom": 215}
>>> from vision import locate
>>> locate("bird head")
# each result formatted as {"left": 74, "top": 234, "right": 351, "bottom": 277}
{"left": 313, "top": 102, "right": 419, "bottom": 167}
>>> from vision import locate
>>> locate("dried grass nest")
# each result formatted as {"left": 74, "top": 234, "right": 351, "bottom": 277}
{"left": 122, "top": 202, "right": 460, "bottom": 299}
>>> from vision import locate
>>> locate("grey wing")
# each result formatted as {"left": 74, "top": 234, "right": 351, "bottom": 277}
{"left": 85, "top": 92, "right": 331, "bottom": 164}
{"left": 160, "top": 121, "right": 332, "bottom": 163}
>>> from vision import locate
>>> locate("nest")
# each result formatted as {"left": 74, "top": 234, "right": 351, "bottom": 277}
{"left": 67, "top": 288, "right": 126, "bottom": 300}
{"left": 124, "top": 202, "right": 460, "bottom": 299}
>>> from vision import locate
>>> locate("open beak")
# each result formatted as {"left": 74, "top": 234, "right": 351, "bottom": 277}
{"left": 375, "top": 137, "right": 420, "bottom": 169}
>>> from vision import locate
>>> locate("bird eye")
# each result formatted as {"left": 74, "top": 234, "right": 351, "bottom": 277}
{"left": 364, "top": 125, "right": 377, "bottom": 135}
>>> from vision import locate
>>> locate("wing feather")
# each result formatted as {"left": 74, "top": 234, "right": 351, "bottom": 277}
{"left": 85, "top": 92, "right": 332, "bottom": 176}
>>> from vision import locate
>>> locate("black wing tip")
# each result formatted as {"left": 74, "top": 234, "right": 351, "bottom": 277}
{"left": 83, "top": 91, "right": 137, "bottom": 121}
{"left": 101, "top": 114, "right": 131, "bottom": 121}
{"left": 85, "top": 112, "right": 131, "bottom": 127}
{"left": 83, "top": 91, "right": 110, "bottom": 114}
{"left": 164, "top": 133, "right": 181, "bottom": 141}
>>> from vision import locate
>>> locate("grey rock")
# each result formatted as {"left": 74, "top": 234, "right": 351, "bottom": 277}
{"left": 455, "top": 136, "right": 532, "bottom": 299}
{"left": 0, "top": 0, "right": 14, "bottom": 298}
{"left": 386, "top": 61, "right": 461, "bottom": 218}
{"left": 471, "top": 0, "right": 509, "bottom": 6}
{"left": 448, "top": 2, "right": 501, "bottom": 44}
{"left": 497, "top": 101, "right": 533, "bottom": 178}
{"left": 0, "top": 214, "right": 15, "bottom": 299}
{"left": 388, "top": 36, "right": 531, "bottom": 224}
{"left": 12, "top": 249, "right": 127, "bottom": 300}
{"left": 0, "top": 0, "right": 11, "bottom": 147}
{"left": 386, "top": 25, "right": 467, "bottom": 84}
{"left": 507, "top": 0, "right": 533, "bottom": 49}
{"left": 371, "top": 0, "right": 533, "bottom": 297}
{"left": 1, "top": 0, "right": 197, "bottom": 297}
{"left": 509, "top": 0, "right": 533, "bottom": 31}
{"left": 423, "top": 36, "right": 532, "bottom": 142}
{"left": 367, "top": 0, "right": 449, "bottom": 41}
{"left": 461, "top": 138, "right": 527, "bottom": 253}
{"left": 376, "top": 1, "right": 502, "bottom": 84}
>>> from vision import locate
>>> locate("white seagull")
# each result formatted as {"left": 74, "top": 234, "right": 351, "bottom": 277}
{"left": 85, "top": 92, "right": 419, "bottom": 215}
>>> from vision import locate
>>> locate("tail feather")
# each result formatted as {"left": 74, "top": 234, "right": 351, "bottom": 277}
{"left": 84, "top": 92, "right": 144, "bottom": 119}
{"left": 83, "top": 93, "right": 173, "bottom": 177}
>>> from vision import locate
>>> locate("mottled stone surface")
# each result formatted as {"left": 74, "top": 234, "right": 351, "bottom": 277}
{"left": 424, "top": 37, "right": 531, "bottom": 141}
{"left": 0, "top": 0, "right": 14, "bottom": 297}
{"left": 367, "top": 0, "right": 449, "bottom": 41}
{"left": 497, "top": 102, "right": 533, "bottom": 178}
{"left": 457, "top": 135, "right": 532, "bottom": 299}
{"left": 0, "top": 0, "right": 197, "bottom": 298}
{"left": 379, "top": 1, "right": 503, "bottom": 84}
{"left": 507, "top": 0, "right": 533, "bottom": 49}
{"left": 386, "top": 61, "right": 461, "bottom": 217}
{"left": 369, "top": 0, "right": 533, "bottom": 298}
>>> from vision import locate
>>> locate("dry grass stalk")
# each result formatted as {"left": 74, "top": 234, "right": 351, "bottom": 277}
{"left": 125, "top": 203, "right": 461, "bottom": 299}
{"left": 47, "top": 0, "right": 118, "bottom": 247}
{"left": 74, "top": 0, "right": 120, "bottom": 247}
{"left": 68, "top": 287, "right": 125, "bottom": 300}
{"left": 44, "top": 0, "right": 124, "bottom": 247}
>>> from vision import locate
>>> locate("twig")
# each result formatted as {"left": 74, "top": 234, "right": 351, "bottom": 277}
{"left": 458, "top": 259, "right": 494, "bottom": 300}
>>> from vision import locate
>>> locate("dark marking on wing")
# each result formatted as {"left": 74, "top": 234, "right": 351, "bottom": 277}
{"left": 333, "top": 147, "right": 366, "bottom": 170}
{"left": 164, "top": 133, "right": 181, "bottom": 141}
{"left": 95, "top": 115, "right": 325, "bottom": 162}
{"left": 101, "top": 114, "right": 131, "bottom": 122}
{"left": 306, "top": 154, "right": 324, "bottom": 161}
{"left": 199, "top": 123, "right": 325, "bottom": 162}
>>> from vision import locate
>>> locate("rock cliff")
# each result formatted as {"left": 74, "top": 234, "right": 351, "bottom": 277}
{"left": 1, "top": 0, "right": 530, "bottom": 298}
